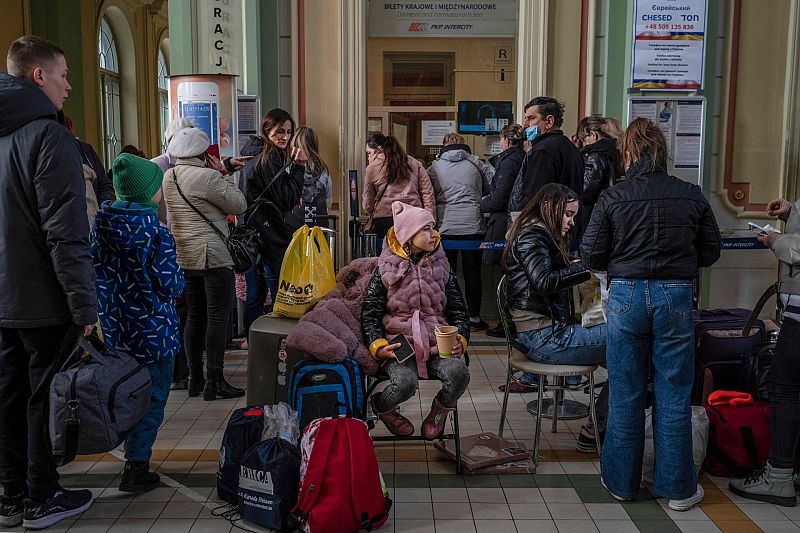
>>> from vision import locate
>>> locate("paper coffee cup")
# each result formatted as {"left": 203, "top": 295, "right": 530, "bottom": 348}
{"left": 435, "top": 325, "right": 459, "bottom": 358}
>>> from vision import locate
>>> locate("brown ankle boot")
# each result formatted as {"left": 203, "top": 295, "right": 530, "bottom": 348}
{"left": 370, "top": 394, "right": 414, "bottom": 437}
{"left": 422, "top": 396, "right": 455, "bottom": 440}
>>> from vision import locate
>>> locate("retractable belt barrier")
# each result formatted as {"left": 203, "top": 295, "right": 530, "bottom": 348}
{"left": 373, "top": 238, "right": 767, "bottom": 251}
{"left": 351, "top": 234, "right": 766, "bottom": 260}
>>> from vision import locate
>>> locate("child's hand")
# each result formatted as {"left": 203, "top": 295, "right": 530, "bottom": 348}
{"left": 376, "top": 343, "right": 401, "bottom": 360}
{"left": 451, "top": 337, "right": 463, "bottom": 357}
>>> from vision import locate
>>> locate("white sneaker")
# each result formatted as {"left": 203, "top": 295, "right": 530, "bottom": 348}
{"left": 668, "top": 483, "right": 704, "bottom": 511}
{"left": 600, "top": 476, "right": 627, "bottom": 501}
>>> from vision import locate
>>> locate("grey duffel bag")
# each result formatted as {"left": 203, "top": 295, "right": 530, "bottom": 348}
{"left": 49, "top": 335, "right": 152, "bottom": 466}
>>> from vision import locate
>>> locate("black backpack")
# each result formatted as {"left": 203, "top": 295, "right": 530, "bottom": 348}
{"left": 238, "top": 437, "right": 301, "bottom": 531}
{"left": 287, "top": 358, "right": 365, "bottom": 433}
{"left": 217, "top": 406, "right": 265, "bottom": 504}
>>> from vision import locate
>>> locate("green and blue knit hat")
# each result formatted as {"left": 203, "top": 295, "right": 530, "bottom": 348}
{"left": 112, "top": 153, "right": 163, "bottom": 212}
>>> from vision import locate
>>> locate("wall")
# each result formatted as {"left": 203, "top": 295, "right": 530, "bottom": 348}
{"left": 0, "top": 0, "right": 30, "bottom": 69}
{"left": 704, "top": 0, "right": 792, "bottom": 314}
{"left": 302, "top": 0, "right": 342, "bottom": 208}
{"left": 546, "top": 0, "right": 582, "bottom": 133}
{"left": 367, "top": 37, "right": 516, "bottom": 107}
{"left": 724, "top": 0, "right": 790, "bottom": 209}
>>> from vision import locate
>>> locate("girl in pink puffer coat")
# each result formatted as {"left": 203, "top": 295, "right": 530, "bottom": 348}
{"left": 361, "top": 201, "right": 471, "bottom": 440}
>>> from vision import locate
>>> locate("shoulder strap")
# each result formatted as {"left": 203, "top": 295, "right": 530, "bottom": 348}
{"left": 346, "top": 419, "right": 390, "bottom": 531}
{"left": 250, "top": 155, "right": 298, "bottom": 204}
{"left": 170, "top": 168, "right": 228, "bottom": 242}
{"left": 293, "top": 420, "right": 336, "bottom": 516}
{"left": 365, "top": 181, "right": 390, "bottom": 229}
{"left": 464, "top": 156, "right": 486, "bottom": 181}
{"left": 743, "top": 283, "right": 778, "bottom": 336}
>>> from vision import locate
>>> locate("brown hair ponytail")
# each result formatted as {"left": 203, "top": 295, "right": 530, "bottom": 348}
{"left": 620, "top": 117, "right": 669, "bottom": 173}
{"left": 366, "top": 132, "right": 412, "bottom": 185}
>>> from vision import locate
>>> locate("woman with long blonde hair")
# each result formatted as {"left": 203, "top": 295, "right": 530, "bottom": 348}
{"left": 289, "top": 126, "right": 332, "bottom": 227}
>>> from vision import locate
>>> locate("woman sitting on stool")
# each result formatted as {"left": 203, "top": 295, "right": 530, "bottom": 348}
{"left": 502, "top": 183, "right": 606, "bottom": 381}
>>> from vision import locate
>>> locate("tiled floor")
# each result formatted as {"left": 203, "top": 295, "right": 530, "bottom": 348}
{"left": 4, "top": 332, "right": 798, "bottom": 532}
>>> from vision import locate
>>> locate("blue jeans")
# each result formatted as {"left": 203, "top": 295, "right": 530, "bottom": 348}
{"left": 124, "top": 356, "right": 174, "bottom": 462}
{"left": 517, "top": 324, "right": 606, "bottom": 386}
{"left": 244, "top": 257, "right": 283, "bottom": 334}
{"left": 601, "top": 278, "right": 697, "bottom": 500}
{"left": 518, "top": 323, "right": 606, "bottom": 366}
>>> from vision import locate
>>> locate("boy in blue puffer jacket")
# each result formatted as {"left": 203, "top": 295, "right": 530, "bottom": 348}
{"left": 91, "top": 153, "right": 185, "bottom": 494}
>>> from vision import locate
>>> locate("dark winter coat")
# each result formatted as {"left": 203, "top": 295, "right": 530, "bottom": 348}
{"left": 580, "top": 157, "right": 721, "bottom": 279}
{"left": 55, "top": 110, "right": 115, "bottom": 205}
{"left": 481, "top": 144, "right": 525, "bottom": 264}
{"left": 505, "top": 224, "right": 589, "bottom": 323}
{"left": 245, "top": 147, "right": 306, "bottom": 262}
{"left": 0, "top": 72, "right": 97, "bottom": 328}
{"left": 92, "top": 201, "right": 185, "bottom": 363}
{"left": 508, "top": 130, "right": 584, "bottom": 218}
{"left": 361, "top": 230, "right": 470, "bottom": 378}
{"left": 581, "top": 137, "right": 623, "bottom": 210}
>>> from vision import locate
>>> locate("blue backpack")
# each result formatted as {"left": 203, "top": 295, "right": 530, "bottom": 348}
{"left": 288, "top": 358, "right": 364, "bottom": 431}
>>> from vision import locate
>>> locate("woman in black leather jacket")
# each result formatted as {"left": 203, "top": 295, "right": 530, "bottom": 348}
{"left": 576, "top": 115, "right": 624, "bottom": 216}
{"left": 503, "top": 183, "right": 606, "bottom": 367}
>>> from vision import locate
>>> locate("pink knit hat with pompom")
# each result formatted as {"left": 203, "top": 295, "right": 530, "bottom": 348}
{"left": 392, "top": 201, "right": 435, "bottom": 246}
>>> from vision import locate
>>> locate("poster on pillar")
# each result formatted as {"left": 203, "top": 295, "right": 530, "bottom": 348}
{"left": 631, "top": 0, "right": 707, "bottom": 90}
{"left": 628, "top": 96, "right": 705, "bottom": 186}
{"left": 169, "top": 74, "right": 238, "bottom": 160}
{"left": 194, "top": 0, "right": 243, "bottom": 74}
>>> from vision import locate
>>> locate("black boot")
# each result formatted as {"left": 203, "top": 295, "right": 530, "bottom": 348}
{"left": 203, "top": 370, "right": 244, "bottom": 401}
{"left": 119, "top": 461, "right": 160, "bottom": 494}
{"left": 170, "top": 379, "right": 188, "bottom": 391}
{"left": 187, "top": 374, "right": 205, "bottom": 397}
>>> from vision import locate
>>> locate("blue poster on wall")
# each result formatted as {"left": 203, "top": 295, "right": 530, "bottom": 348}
{"left": 179, "top": 100, "right": 218, "bottom": 146}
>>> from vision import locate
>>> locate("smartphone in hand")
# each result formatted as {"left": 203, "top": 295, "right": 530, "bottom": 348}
{"left": 388, "top": 333, "right": 415, "bottom": 364}
{"left": 748, "top": 222, "right": 780, "bottom": 236}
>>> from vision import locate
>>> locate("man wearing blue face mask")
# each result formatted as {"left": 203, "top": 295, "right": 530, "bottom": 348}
{"left": 508, "top": 97, "right": 584, "bottom": 235}
{"left": 502, "top": 96, "right": 587, "bottom": 395}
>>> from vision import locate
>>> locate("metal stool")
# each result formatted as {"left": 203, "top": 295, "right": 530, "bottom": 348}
{"left": 501, "top": 355, "right": 600, "bottom": 465}
{"left": 496, "top": 275, "right": 601, "bottom": 466}
{"left": 365, "top": 372, "right": 464, "bottom": 475}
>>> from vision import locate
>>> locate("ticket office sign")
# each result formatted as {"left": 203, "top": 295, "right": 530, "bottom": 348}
{"left": 631, "top": 0, "right": 708, "bottom": 91}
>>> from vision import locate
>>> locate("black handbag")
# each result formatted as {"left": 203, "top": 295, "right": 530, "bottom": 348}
{"left": 171, "top": 169, "right": 263, "bottom": 274}
{"left": 171, "top": 158, "right": 299, "bottom": 273}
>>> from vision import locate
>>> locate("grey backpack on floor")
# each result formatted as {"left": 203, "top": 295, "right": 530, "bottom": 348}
{"left": 49, "top": 335, "right": 152, "bottom": 466}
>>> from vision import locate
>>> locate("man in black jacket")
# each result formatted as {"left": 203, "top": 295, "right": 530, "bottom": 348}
{"left": 0, "top": 36, "right": 96, "bottom": 529}
{"left": 508, "top": 97, "right": 584, "bottom": 235}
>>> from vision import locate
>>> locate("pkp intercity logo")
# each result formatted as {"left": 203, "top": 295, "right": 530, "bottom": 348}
{"left": 408, "top": 22, "right": 429, "bottom": 32}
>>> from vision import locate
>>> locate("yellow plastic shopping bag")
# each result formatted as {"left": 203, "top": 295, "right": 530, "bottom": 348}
{"left": 273, "top": 225, "right": 336, "bottom": 319}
